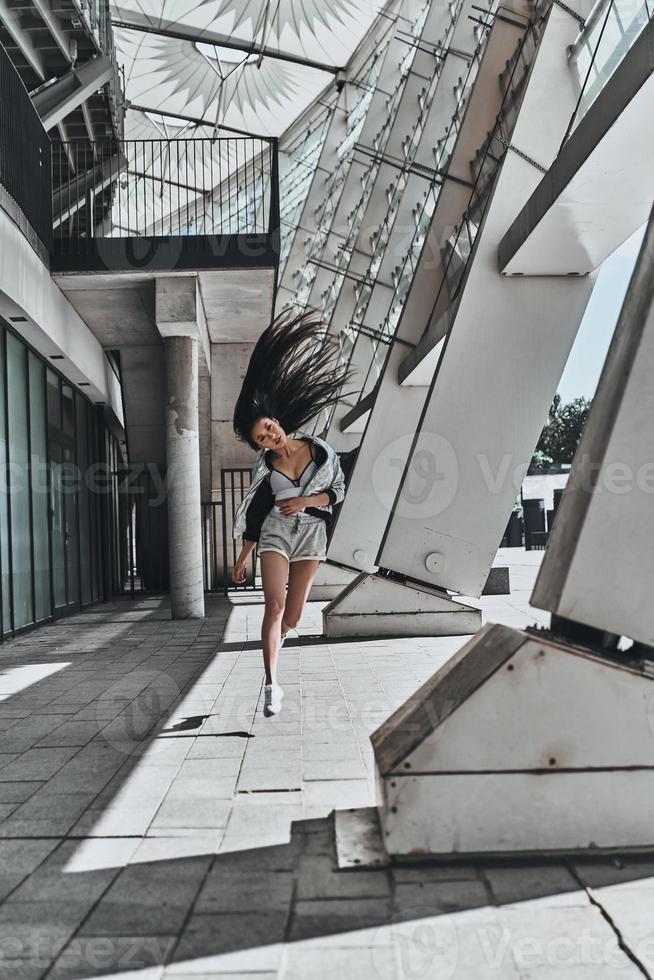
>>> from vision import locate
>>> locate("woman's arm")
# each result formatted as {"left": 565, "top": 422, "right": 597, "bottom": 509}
{"left": 238, "top": 538, "right": 257, "bottom": 560}
{"left": 232, "top": 536, "right": 256, "bottom": 584}
{"left": 303, "top": 491, "right": 330, "bottom": 507}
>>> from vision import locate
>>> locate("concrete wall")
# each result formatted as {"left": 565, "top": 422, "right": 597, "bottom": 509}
{"left": 0, "top": 207, "right": 122, "bottom": 425}
{"left": 210, "top": 342, "right": 257, "bottom": 501}
{"left": 199, "top": 353, "right": 212, "bottom": 501}
{"left": 120, "top": 346, "right": 166, "bottom": 465}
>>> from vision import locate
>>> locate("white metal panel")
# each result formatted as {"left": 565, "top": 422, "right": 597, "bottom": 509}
{"left": 532, "top": 204, "right": 654, "bottom": 645}
{"left": 502, "top": 75, "right": 654, "bottom": 275}
{"left": 401, "top": 637, "right": 654, "bottom": 772}
{"left": 323, "top": 571, "right": 481, "bottom": 636}
{"left": 382, "top": 770, "right": 654, "bottom": 855}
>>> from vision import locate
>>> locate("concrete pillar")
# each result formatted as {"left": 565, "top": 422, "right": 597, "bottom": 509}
{"left": 164, "top": 335, "right": 204, "bottom": 618}
{"left": 156, "top": 277, "right": 205, "bottom": 619}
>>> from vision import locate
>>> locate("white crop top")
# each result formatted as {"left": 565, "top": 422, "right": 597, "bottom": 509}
{"left": 269, "top": 451, "right": 318, "bottom": 514}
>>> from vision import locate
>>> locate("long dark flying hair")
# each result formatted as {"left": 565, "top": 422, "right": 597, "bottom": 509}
{"left": 233, "top": 307, "right": 359, "bottom": 451}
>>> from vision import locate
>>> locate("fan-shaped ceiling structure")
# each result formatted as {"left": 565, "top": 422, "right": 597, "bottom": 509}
{"left": 112, "top": 0, "right": 381, "bottom": 137}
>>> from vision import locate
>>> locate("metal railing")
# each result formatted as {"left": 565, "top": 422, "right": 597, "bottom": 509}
{"left": 219, "top": 468, "right": 260, "bottom": 594}
{"left": 52, "top": 137, "right": 278, "bottom": 242}
{"left": 0, "top": 42, "right": 52, "bottom": 249}
{"left": 202, "top": 498, "right": 258, "bottom": 594}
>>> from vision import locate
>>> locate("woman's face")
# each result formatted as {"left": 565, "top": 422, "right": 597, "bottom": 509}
{"left": 250, "top": 417, "right": 287, "bottom": 451}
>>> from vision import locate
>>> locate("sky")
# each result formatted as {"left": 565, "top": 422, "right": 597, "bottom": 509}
{"left": 556, "top": 223, "right": 646, "bottom": 403}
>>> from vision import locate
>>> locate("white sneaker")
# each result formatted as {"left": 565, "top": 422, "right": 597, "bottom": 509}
{"left": 263, "top": 683, "right": 284, "bottom": 718}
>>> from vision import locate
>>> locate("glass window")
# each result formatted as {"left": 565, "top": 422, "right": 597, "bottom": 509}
{"left": 62, "top": 384, "right": 74, "bottom": 437}
{"left": 7, "top": 334, "right": 33, "bottom": 629}
{"left": 63, "top": 439, "right": 79, "bottom": 606}
{"left": 47, "top": 368, "right": 61, "bottom": 429}
{"left": 0, "top": 330, "right": 9, "bottom": 633}
{"left": 89, "top": 409, "right": 103, "bottom": 603}
{"left": 76, "top": 393, "right": 91, "bottom": 606}
{"left": 29, "top": 353, "right": 50, "bottom": 622}
{"left": 0, "top": 337, "right": 111, "bottom": 635}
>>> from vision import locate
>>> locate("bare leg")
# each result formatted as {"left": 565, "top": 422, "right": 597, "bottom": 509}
{"left": 260, "top": 551, "right": 289, "bottom": 684}
{"left": 283, "top": 559, "right": 321, "bottom": 635}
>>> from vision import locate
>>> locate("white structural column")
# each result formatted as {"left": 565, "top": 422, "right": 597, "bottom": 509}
{"left": 373, "top": 205, "right": 654, "bottom": 858}
{"left": 531, "top": 204, "right": 654, "bottom": 646}
{"left": 326, "top": 0, "right": 504, "bottom": 576}
{"left": 156, "top": 278, "right": 205, "bottom": 619}
{"left": 325, "top": 0, "right": 599, "bottom": 636}
{"left": 375, "top": 0, "right": 596, "bottom": 599}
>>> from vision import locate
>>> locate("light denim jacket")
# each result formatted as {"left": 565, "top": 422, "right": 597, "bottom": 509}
{"left": 232, "top": 434, "right": 346, "bottom": 542}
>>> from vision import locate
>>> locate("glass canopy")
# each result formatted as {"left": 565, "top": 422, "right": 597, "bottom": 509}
{"left": 112, "top": 0, "right": 380, "bottom": 137}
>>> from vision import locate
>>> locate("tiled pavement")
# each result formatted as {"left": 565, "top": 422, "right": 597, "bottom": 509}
{"left": 0, "top": 551, "right": 652, "bottom": 979}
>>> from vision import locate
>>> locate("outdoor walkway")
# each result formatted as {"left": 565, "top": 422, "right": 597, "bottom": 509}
{"left": 0, "top": 550, "right": 652, "bottom": 979}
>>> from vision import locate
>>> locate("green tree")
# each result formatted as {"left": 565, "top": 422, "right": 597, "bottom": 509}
{"left": 530, "top": 393, "right": 591, "bottom": 471}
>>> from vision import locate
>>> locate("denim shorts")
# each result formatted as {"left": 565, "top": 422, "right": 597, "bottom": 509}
{"left": 257, "top": 510, "right": 328, "bottom": 562}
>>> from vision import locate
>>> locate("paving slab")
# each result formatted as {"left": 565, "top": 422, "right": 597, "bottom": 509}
{"left": 0, "top": 564, "right": 647, "bottom": 978}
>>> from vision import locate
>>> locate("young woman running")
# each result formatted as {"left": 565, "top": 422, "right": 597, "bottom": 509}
{"left": 230, "top": 309, "right": 355, "bottom": 717}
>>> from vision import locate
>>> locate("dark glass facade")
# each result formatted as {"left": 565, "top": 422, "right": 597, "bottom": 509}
{"left": 0, "top": 318, "right": 124, "bottom": 637}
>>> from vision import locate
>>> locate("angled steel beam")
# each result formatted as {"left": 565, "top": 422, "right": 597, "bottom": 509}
{"left": 111, "top": 6, "right": 342, "bottom": 75}
{"left": 33, "top": 55, "right": 113, "bottom": 131}
{"left": 31, "top": 0, "right": 71, "bottom": 61}
{"left": 0, "top": 0, "right": 46, "bottom": 79}
{"left": 81, "top": 99, "right": 95, "bottom": 146}
{"left": 128, "top": 104, "right": 273, "bottom": 143}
